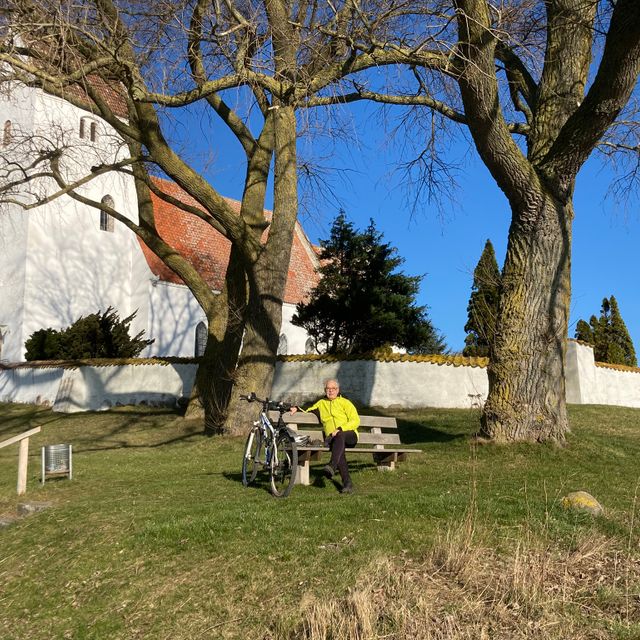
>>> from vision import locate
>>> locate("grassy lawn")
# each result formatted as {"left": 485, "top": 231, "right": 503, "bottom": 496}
{"left": 0, "top": 403, "right": 639, "bottom": 639}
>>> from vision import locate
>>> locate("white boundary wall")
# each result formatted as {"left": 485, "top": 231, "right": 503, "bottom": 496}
{"left": 271, "top": 358, "right": 488, "bottom": 408}
{"left": 566, "top": 340, "right": 640, "bottom": 407}
{"left": 2, "top": 341, "right": 640, "bottom": 413}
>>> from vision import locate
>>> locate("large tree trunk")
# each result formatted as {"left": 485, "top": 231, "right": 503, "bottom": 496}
{"left": 185, "top": 244, "right": 248, "bottom": 434}
{"left": 223, "top": 105, "right": 299, "bottom": 435}
{"left": 481, "top": 189, "right": 573, "bottom": 442}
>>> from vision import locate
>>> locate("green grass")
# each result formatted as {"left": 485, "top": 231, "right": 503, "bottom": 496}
{"left": 1, "top": 403, "right": 639, "bottom": 639}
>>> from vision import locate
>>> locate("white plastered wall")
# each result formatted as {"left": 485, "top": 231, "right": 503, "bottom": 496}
{"left": 0, "top": 83, "right": 37, "bottom": 361}
{"left": 147, "top": 280, "right": 206, "bottom": 357}
{"left": 279, "top": 303, "right": 312, "bottom": 355}
{"left": 1, "top": 88, "right": 149, "bottom": 358}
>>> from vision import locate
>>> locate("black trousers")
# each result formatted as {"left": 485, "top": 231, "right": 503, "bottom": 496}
{"left": 326, "top": 430, "right": 357, "bottom": 485}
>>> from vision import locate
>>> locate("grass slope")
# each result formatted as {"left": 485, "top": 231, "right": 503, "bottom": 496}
{"left": 0, "top": 403, "right": 639, "bottom": 639}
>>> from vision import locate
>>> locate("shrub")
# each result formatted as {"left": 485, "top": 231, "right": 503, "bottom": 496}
{"left": 25, "top": 307, "right": 154, "bottom": 360}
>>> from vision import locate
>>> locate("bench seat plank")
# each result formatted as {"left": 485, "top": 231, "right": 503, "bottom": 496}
{"left": 267, "top": 409, "right": 420, "bottom": 486}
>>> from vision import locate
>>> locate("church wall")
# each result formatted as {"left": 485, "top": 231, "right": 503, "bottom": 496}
{"left": 280, "top": 303, "right": 312, "bottom": 355}
{"left": 147, "top": 280, "right": 206, "bottom": 357}
{"left": 0, "top": 209, "right": 28, "bottom": 362}
{"left": 8, "top": 90, "right": 148, "bottom": 356}
{"left": 1, "top": 84, "right": 317, "bottom": 362}
{"left": 0, "top": 83, "right": 36, "bottom": 361}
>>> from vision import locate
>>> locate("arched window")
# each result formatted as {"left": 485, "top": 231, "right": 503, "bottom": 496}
{"left": 3, "top": 120, "right": 12, "bottom": 146}
{"left": 99, "top": 195, "right": 115, "bottom": 232}
{"left": 0, "top": 325, "right": 8, "bottom": 362}
{"left": 195, "top": 322, "right": 207, "bottom": 356}
{"left": 305, "top": 337, "right": 316, "bottom": 354}
{"left": 90, "top": 121, "right": 98, "bottom": 142}
{"left": 277, "top": 333, "right": 288, "bottom": 356}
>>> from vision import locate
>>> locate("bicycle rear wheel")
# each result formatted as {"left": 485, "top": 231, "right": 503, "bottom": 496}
{"left": 270, "top": 432, "right": 298, "bottom": 497}
{"left": 242, "top": 426, "right": 262, "bottom": 487}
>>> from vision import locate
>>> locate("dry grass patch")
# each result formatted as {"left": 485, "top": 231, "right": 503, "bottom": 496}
{"left": 283, "top": 524, "right": 640, "bottom": 640}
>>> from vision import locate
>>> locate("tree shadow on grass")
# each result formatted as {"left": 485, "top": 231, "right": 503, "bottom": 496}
{"left": 395, "top": 418, "right": 467, "bottom": 445}
{"left": 350, "top": 405, "right": 474, "bottom": 445}
{"left": 0, "top": 403, "right": 202, "bottom": 453}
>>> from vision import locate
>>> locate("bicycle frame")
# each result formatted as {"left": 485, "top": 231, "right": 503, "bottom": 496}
{"left": 240, "top": 392, "right": 298, "bottom": 497}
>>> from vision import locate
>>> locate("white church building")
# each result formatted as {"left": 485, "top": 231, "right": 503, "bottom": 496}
{"left": 0, "top": 82, "right": 320, "bottom": 363}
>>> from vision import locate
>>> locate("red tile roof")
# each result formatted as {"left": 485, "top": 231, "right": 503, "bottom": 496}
{"left": 137, "top": 176, "right": 320, "bottom": 305}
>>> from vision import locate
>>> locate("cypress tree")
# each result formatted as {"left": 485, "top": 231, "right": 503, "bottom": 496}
{"left": 574, "top": 319, "right": 594, "bottom": 344}
{"left": 292, "top": 212, "right": 445, "bottom": 355}
{"left": 607, "top": 296, "right": 637, "bottom": 366}
{"left": 574, "top": 296, "right": 637, "bottom": 367}
{"left": 463, "top": 239, "right": 501, "bottom": 357}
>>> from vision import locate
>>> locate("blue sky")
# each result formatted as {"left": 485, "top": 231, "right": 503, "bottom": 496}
{"left": 173, "top": 103, "right": 640, "bottom": 355}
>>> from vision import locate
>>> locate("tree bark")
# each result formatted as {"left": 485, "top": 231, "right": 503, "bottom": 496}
{"left": 222, "top": 104, "right": 299, "bottom": 435}
{"left": 481, "top": 190, "right": 572, "bottom": 442}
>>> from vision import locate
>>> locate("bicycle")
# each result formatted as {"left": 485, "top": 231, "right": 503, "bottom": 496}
{"left": 240, "top": 392, "right": 299, "bottom": 497}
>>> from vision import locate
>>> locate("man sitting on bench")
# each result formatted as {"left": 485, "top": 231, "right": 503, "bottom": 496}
{"left": 290, "top": 379, "right": 360, "bottom": 494}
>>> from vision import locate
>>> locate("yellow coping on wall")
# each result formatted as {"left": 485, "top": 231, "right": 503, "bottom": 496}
{"left": 1, "top": 354, "right": 490, "bottom": 369}
{"left": 0, "top": 357, "right": 202, "bottom": 370}
{"left": 594, "top": 361, "right": 640, "bottom": 374}
{"left": 278, "top": 353, "right": 489, "bottom": 368}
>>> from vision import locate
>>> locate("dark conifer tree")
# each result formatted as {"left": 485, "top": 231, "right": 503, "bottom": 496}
{"left": 574, "top": 319, "right": 594, "bottom": 344}
{"left": 574, "top": 296, "right": 637, "bottom": 367}
{"left": 463, "top": 240, "right": 501, "bottom": 357}
{"left": 292, "top": 212, "right": 445, "bottom": 355}
{"left": 607, "top": 296, "right": 637, "bottom": 366}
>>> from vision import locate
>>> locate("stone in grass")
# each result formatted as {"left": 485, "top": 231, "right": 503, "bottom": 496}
{"left": 561, "top": 491, "right": 604, "bottom": 516}
{"left": 0, "top": 514, "right": 19, "bottom": 528}
{"left": 17, "top": 501, "right": 53, "bottom": 517}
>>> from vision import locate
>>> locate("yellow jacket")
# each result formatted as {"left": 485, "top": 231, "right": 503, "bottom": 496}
{"left": 302, "top": 396, "right": 360, "bottom": 440}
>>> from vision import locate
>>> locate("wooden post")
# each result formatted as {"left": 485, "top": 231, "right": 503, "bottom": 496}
{"left": 17, "top": 438, "right": 29, "bottom": 495}
{"left": 0, "top": 426, "right": 42, "bottom": 495}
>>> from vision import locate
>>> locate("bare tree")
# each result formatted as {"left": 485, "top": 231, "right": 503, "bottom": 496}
{"left": 0, "top": 0, "right": 431, "bottom": 434}
{"left": 328, "top": 0, "right": 640, "bottom": 441}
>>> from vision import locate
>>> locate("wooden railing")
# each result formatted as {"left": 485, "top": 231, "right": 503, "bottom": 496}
{"left": 0, "top": 426, "right": 41, "bottom": 495}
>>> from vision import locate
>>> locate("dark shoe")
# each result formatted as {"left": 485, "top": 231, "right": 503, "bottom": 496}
{"left": 323, "top": 464, "right": 335, "bottom": 479}
{"left": 340, "top": 483, "right": 354, "bottom": 494}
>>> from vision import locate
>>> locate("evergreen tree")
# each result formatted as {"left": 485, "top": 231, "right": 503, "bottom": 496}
{"left": 574, "top": 318, "right": 594, "bottom": 344}
{"left": 574, "top": 296, "right": 637, "bottom": 367}
{"left": 607, "top": 296, "right": 637, "bottom": 366}
{"left": 25, "top": 308, "right": 153, "bottom": 360}
{"left": 463, "top": 240, "right": 501, "bottom": 357}
{"left": 292, "top": 212, "right": 445, "bottom": 355}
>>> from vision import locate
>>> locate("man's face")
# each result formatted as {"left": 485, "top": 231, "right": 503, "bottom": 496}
{"left": 324, "top": 382, "right": 339, "bottom": 400}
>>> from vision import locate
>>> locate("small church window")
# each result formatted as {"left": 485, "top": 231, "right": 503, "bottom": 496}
{"left": 100, "top": 195, "right": 115, "bottom": 232}
{"left": 2, "top": 120, "right": 12, "bottom": 146}
{"left": 195, "top": 322, "right": 207, "bottom": 356}
{"left": 277, "top": 333, "right": 288, "bottom": 356}
{"left": 80, "top": 116, "right": 98, "bottom": 141}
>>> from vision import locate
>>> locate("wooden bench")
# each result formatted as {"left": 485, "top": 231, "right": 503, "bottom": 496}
{"left": 268, "top": 410, "right": 420, "bottom": 486}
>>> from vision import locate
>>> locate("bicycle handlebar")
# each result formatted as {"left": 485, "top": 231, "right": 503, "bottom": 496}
{"left": 239, "top": 392, "right": 292, "bottom": 413}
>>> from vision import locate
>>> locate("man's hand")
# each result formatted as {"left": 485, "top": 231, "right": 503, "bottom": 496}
{"left": 289, "top": 406, "right": 298, "bottom": 414}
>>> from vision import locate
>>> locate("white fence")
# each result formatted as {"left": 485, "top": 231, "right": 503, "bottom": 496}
{"left": 1, "top": 341, "right": 639, "bottom": 412}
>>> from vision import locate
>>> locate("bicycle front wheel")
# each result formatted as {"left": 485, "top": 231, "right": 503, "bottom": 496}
{"left": 270, "top": 432, "right": 298, "bottom": 497}
{"left": 242, "top": 426, "right": 263, "bottom": 487}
